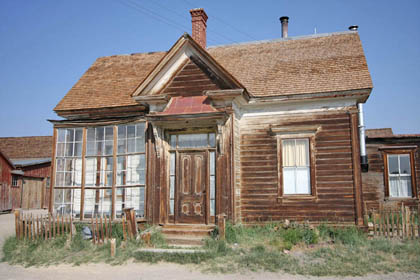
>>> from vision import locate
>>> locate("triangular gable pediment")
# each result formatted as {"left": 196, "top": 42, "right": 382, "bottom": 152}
{"left": 132, "top": 33, "right": 244, "bottom": 99}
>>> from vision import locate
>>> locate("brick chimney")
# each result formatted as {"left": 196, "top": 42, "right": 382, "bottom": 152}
{"left": 190, "top": 8, "right": 208, "bottom": 48}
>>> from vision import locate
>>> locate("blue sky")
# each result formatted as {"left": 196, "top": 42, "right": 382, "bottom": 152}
{"left": 0, "top": 0, "right": 419, "bottom": 136}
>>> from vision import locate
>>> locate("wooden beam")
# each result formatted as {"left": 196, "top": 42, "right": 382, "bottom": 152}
{"left": 350, "top": 112, "right": 364, "bottom": 226}
{"left": 49, "top": 128, "right": 58, "bottom": 213}
{"left": 80, "top": 128, "right": 87, "bottom": 220}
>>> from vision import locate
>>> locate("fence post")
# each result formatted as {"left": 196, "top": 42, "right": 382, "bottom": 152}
{"left": 122, "top": 215, "right": 127, "bottom": 241}
{"left": 14, "top": 210, "right": 20, "bottom": 238}
{"left": 217, "top": 214, "right": 226, "bottom": 240}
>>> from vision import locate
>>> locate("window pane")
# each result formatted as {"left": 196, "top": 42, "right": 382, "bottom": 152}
{"left": 65, "top": 143, "right": 73, "bottom": 157}
{"left": 87, "top": 128, "right": 95, "bottom": 141}
{"left": 104, "top": 140, "right": 113, "bottom": 155}
{"left": 210, "top": 152, "right": 215, "bottom": 175}
{"left": 135, "top": 137, "right": 145, "bottom": 153}
{"left": 66, "top": 129, "right": 74, "bottom": 142}
{"left": 170, "top": 153, "right": 175, "bottom": 175}
{"left": 118, "top": 139, "right": 126, "bottom": 154}
{"left": 283, "top": 167, "right": 295, "bottom": 194}
{"left": 178, "top": 134, "right": 208, "bottom": 148}
{"left": 57, "top": 143, "right": 65, "bottom": 157}
{"left": 74, "top": 142, "right": 82, "bottom": 157}
{"left": 170, "top": 135, "right": 176, "bottom": 148}
{"left": 282, "top": 139, "right": 295, "bottom": 166}
{"left": 400, "top": 155, "right": 411, "bottom": 174}
{"left": 209, "top": 133, "right": 216, "bottom": 147}
{"left": 57, "top": 129, "right": 66, "bottom": 143}
{"left": 127, "top": 138, "right": 135, "bottom": 153}
{"left": 105, "top": 127, "right": 114, "bottom": 140}
{"left": 296, "top": 167, "right": 310, "bottom": 194}
{"left": 75, "top": 129, "right": 83, "bottom": 142}
{"left": 295, "top": 139, "right": 309, "bottom": 166}
{"left": 86, "top": 141, "right": 95, "bottom": 156}
{"left": 388, "top": 155, "right": 399, "bottom": 175}
{"left": 127, "top": 125, "right": 135, "bottom": 138}
{"left": 96, "top": 127, "right": 104, "bottom": 141}
{"left": 399, "top": 176, "right": 412, "bottom": 197}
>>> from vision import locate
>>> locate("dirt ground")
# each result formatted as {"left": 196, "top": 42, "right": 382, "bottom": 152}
{"left": 0, "top": 211, "right": 419, "bottom": 280}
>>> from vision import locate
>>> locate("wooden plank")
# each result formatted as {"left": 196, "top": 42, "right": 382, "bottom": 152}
{"left": 36, "top": 215, "right": 40, "bottom": 239}
{"left": 80, "top": 128, "right": 87, "bottom": 220}
{"left": 91, "top": 216, "right": 96, "bottom": 245}
{"left": 14, "top": 210, "right": 20, "bottom": 238}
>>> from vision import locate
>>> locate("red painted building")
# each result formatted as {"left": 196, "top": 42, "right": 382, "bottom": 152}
{"left": 0, "top": 136, "right": 52, "bottom": 210}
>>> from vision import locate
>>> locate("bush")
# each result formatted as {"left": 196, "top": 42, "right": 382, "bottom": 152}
{"left": 318, "top": 225, "right": 365, "bottom": 246}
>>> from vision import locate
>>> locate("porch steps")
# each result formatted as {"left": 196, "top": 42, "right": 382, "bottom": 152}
{"left": 162, "top": 224, "right": 215, "bottom": 246}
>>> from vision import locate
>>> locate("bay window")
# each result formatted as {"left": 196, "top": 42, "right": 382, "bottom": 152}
{"left": 53, "top": 122, "right": 146, "bottom": 218}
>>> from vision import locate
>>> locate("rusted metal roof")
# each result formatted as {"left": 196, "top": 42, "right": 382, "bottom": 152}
{"left": 155, "top": 96, "right": 217, "bottom": 115}
{"left": 54, "top": 31, "right": 373, "bottom": 113}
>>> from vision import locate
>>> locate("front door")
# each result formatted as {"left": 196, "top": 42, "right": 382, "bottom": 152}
{"left": 176, "top": 151, "right": 207, "bottom": 224}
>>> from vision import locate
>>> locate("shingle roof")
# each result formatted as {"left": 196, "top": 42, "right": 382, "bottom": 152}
{"left": 0, "top": 136, "right": 53, "bottom": 160}
{"left": 54, "top": 31, "right": 372, "bottom": 112}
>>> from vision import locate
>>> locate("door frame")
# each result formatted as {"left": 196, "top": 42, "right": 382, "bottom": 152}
{"left": 166, "top": 131, "right": 217, "bottom": 225}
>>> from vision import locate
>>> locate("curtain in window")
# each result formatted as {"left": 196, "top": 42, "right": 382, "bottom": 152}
{"left": 388, "top": 154, "right": 412, "bottom": 198}
{"left": 282, "top": 139, "right": 310, "bottom": 195}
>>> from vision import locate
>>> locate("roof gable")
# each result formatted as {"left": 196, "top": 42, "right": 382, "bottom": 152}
{"left": 132, "top": 33, "right": 243, "bottom": 98}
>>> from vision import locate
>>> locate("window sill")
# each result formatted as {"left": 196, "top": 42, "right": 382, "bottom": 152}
{"left": 385, "top": 197, "right": 419, "bottom": 201}
{"left": 277, "top": 195, "right": 317, "bottom": 203}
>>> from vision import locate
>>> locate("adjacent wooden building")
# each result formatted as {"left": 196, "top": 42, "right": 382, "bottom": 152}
{"left": 362, "top": 128, "right": 420, "bottom": 210}
{"left": 0, "top": 136, "right": 52, "bottom": 210}
{"left": 49, "top": 9, "right": 375, "bottom": 226}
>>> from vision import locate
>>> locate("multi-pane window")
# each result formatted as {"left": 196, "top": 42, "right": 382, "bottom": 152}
{"left": 387, "top": 154, "right": 412, "bottom": 198}
{"left": 84, "top": 126, "right": 114, "bottom": 217}
{"left": 282, "top": 139, "right": 311, "bottom": 195}
{"left": 53, "top": 123, "right": 147, "bottom": 218}
{"left": 115, "top": 123, "right": 146, "bottom": 217}
{"left": 54, "top": 128, "right": 83, "bottom": 215}
{"left": 12, "top": 175, "right": 18, "bottom": 187}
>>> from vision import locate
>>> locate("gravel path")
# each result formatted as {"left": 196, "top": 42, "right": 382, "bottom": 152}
{"left": 1, "top": 211, "right": 419, "bottom": 280}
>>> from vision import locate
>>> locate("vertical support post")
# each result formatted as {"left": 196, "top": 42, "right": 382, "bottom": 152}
{"left": 401, "top": 203, "right": 405, "bottom": 238}
{"left": 91, "top": 216, "right": 96, "bottom": 245}
{"left": 112, "top": 126, "right": 118, "bottom": 220}
{"left": 14, "top": 210, "right": 20, "bottom": 238}
{"left": 48, "top": 213, "right": 51, "bottom": 240}
{"left": 49, "top": 128, "right": 58, "bottom": 213}
{"left": 95, "top": 215, "right": 100, "bottom": 244}
{"left": 349, "top": 112, "right": 364, "bottom": 226}
{"left": 36, "top": 215, "right": 40, "bottom": 239}
{"left": 80, "top": 128, "right": 87, "bottom": 220}
{"left": 217, "top": 214, "right": 226, "bottom": 240}
{"left": 122, "top": 215, "right": 127, "bottom": 241}
{"left": 100, "top": 215, "right": 104, "bottom": 243}
{"left": 110, "top": 238, "right": 116, "bottom": 257}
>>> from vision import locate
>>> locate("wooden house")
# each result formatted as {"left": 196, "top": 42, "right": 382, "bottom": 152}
{"left": 0, "top": 136, "right": 52, "bottom": 210}
{"left": 49, "top": 9, "right": 374, "bottom": 226}
{"left": 362, "top": 128, "right": 420, "bottom": 210}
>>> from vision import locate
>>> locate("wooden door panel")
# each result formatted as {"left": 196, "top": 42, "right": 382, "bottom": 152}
{"left": 176, "top": 151, "right": 207, "bottom": 224}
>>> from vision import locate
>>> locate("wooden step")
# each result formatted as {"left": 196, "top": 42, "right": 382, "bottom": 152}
{"left": 161, "top": 224, "right": 215, "bottom": 246}
{"left": 164, "top": 235, "right": 206, "bottom": 246}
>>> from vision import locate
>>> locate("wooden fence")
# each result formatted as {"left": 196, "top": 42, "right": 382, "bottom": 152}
{"left": 14, "top": 210, "right": 73, "bottom": 240}
{"left": 365, "top": 203, "right": 419, "bottom": 239}
{"left": 14, "top": 208, "right": 138, "bottom": 245}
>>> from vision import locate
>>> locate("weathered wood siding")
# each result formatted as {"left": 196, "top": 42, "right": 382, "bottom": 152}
{"left": 362, "top": 140, "right": 420, "bottom": 210}
{"left": 0, "top": 154, "right": 13, "bottom": 211}
{"left": 162, "top": 60, "right": 220, "bottom": 97}
{"left": 22, "top": 163, "right": 51, "bottom": 178}
{"left": 238, "top": 110, "right": 360, "bottom": 223}
{"left": 233, "top": 113, "right": 242, "bottom": 222}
